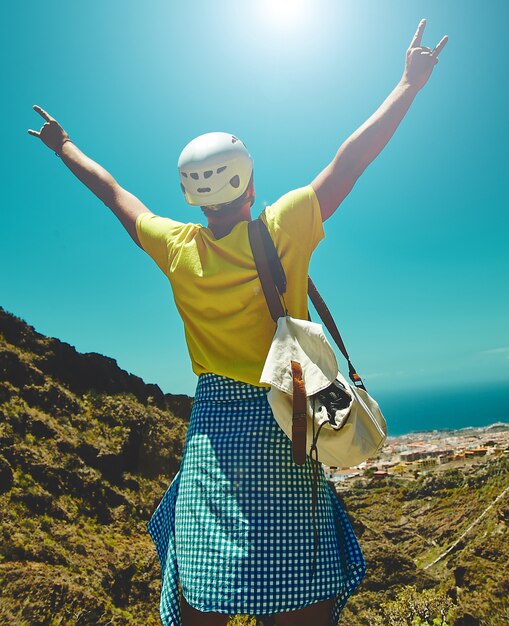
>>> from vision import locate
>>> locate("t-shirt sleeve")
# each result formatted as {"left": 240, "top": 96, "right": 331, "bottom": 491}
{"left": 135, "top": 212, "right": 189, "bottom": 275}
{"left": 262, "top": 185, "right": 325, "bottom": 256}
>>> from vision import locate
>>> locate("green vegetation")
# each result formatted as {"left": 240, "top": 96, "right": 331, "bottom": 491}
{"left": 362, "top": 585, "right": 456, "bottom": 626}
{"left": 1, "top": 306, "right": 508, "bottom": 625}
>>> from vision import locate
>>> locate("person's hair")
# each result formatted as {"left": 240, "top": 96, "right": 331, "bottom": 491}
{"left": 201, "top": 173, "right": 255, "bottom": 213}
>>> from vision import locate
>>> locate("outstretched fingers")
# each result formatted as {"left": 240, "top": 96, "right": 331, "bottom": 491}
{"left": 409, "top": 18, "right": 426, "bottom": 49}
{"left": 27, "top": 128, "right": 41, "bottom": 137}
{"left": 33, "top": 104, "right": 55, "bottom": 122}
{"left": 432, "top": 35, "right": 449, "bottom": 57}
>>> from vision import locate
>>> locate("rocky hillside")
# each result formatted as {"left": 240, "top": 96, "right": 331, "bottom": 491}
{"left": 0, "top": 306, "right": 191, "bottom": 625}
{"left": 1, "top": 306, "right": 508, "bottom": 626}
{"left": 337, "top": 457, "right": 509, "bottom": 626}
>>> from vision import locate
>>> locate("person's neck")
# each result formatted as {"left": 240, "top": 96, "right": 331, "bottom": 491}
{"left": 204, "top": 204, "right": 252, "bottom": 239}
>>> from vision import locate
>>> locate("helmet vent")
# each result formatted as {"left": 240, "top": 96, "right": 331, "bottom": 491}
{"left": 181, "top": 172, "right": 188, "bottom": 178}
{"left": 217, "top": 166, "right": 227, "bottom": 174}
{"left": 229, "top": 175, "right": 240, "bottom": 189}
{"left": 190, "top": 172, "right": 199, "bottom": 180}
{"left": 204, "top": 170, "right": 213, "bottom": 179}
{"left": 231, "top": 136, "right": 238, "bottom": 143}
{"left": 198, "top": 187, "right": 211, "bottom": 193}
{"left": 180, "top": 183, "right": 186, "bottom": 193}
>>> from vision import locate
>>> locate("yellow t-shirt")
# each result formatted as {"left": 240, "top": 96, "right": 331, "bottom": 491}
{"left": 135, "top": 185, "right": 325, "bottom": 386}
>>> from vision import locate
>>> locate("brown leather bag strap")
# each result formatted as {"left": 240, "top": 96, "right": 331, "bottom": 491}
{"left": 248, "top": 219, "right": 286, "bottom": 322}
{"left": 291, "top": 360, "right": 307, "bottom": 466}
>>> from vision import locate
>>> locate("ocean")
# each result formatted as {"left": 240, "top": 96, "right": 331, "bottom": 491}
{"left": 374, "top": 380, "right": 509, "bottom": 436}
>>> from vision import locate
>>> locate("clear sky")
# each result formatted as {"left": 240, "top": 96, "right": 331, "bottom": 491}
{"left": 3, "top": 0, "right": 509, "bottom": 404}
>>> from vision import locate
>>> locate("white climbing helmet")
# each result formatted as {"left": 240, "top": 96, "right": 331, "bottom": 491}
{"left": 178, "top": 132, "right": 253, "bottom": 206}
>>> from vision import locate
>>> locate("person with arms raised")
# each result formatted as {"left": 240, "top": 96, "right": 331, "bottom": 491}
{"left": 29, "top": 19, "right": 447, "bottom": 626}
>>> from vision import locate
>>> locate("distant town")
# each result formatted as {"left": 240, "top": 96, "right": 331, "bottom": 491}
{"left": 325, "top": 422, "right": 509, "bottom": 487}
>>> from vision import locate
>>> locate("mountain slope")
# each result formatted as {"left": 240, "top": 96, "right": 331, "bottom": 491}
{"left": 0, "top": 306, "right": 190, "bottom": 625}
{"left": 0, "top": 306, "right": 508, "bottom": 626}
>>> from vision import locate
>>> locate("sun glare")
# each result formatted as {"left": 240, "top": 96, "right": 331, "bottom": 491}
{"left": 261, "top": 0, "right": 309, "bottom": 29}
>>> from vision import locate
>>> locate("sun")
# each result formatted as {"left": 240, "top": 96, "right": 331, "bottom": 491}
{"left": 261, "top": 0, "right": 309, "bottom": 29}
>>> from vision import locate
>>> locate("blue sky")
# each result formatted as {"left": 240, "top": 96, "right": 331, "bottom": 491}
{"left": 3, "top": 0, "right": 509, "bottom": 404}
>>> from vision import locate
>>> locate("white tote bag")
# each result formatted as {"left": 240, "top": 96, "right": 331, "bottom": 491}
{"left": 260, "top": 316, "right": 387, "bottom": 468}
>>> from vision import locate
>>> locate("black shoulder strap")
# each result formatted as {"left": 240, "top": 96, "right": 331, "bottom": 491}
{"left": 258, "top": 215, "right": 287, "bottom": 296}
{"left": 307, "top": 277, "right": 366, "bottom": 389}
{"left": 247, "top": 219, "right": 286, "bottom": 322}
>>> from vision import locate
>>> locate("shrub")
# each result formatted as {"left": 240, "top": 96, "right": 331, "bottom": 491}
{"left": 363, "top": 585, "right": 456, "bottom": 626}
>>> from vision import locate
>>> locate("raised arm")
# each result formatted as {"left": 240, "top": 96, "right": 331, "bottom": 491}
{"left": 312, "top": 19, "right": 448, "bottom": 221}
{"left": 28, "top": 105, "right": 152, "bottom": 248}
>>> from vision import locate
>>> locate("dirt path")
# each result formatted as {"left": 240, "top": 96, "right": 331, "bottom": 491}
{"left": 424, "top": 484, "right": 509, "bottom": 570}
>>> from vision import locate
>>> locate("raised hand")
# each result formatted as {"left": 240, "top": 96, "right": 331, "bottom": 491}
{"left": 403, "top": 19, "right": 448, "bottom": 91}
{"left": 28, "top": 105, "right": 70, "bottom": 154}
